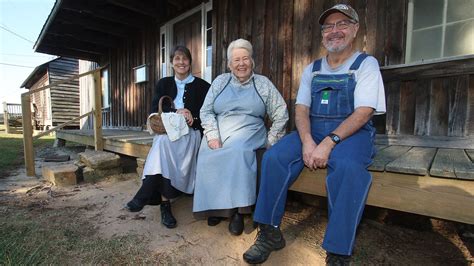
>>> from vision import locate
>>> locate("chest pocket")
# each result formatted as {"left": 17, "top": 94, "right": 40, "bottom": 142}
{"left": 310, "top": 74, "right": 355, "bottom": 118}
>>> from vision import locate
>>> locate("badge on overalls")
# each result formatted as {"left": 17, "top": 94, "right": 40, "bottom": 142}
{"left": 321, "top": 91, "right": 329, "bottom": 104}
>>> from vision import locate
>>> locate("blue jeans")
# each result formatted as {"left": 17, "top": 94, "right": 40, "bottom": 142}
{"left": 253, "top": 120, "right": 375, "bottom": 255}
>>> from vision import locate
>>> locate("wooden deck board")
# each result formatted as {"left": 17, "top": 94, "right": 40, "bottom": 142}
{"left": 430, "top": 149, "right": 474, "bottom": 180}
{"left": 466, "top": 150, "right": 474, "bottom": 161}
{"left": 385, "top": 147, "right": 437, "bottom": 175}
{"left": 369, "top": 145, "right": 411, "bottom": 172}
{"left": 375, "top": 134, "right": 474, "bottom": 149}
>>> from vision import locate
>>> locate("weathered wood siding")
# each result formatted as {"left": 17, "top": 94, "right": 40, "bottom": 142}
{"left": 212, "top": 0, "right": 407, "bottom": 129}
{"left": 105, "top": 28, "right": 160, "bottom": 129}
{"left": 48, "top": 58, "right": 80, "bottom": 127}
{"left": 102, "top": 0, "right": 471, "bottom": 138}
{"left": 29, "top": 73, "right": 50, "bottom": 128}
{"left": 79, "top": 60, "right": 100, "bottom": 129}
{"left": 381, "top": 57, "right": 474, "bottom": 137}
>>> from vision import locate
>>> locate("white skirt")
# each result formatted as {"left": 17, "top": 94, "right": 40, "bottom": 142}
{"left": 142, "top": 129, "right": 201, "bottom": 194}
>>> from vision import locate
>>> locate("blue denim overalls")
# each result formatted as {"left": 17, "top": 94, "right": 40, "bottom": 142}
{"left": 253, "top": 53, "right": 376, "bottom": 255}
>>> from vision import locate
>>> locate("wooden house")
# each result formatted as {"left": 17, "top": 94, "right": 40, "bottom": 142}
{"left": 21, "top": 57, "right": 80, "bottom": 130}
{"left": 33, "top": 0, "right": 473, "bottom": 223}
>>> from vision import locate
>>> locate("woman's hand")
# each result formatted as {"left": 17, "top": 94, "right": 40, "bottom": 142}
{"left": 207, "top": 139, "right": 222, "bottom": 149}
{"left": 176, "top": 108, "right": 193, "bottom": 126}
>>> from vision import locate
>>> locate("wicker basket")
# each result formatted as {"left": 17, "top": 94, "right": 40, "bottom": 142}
{"left": 149, "top": 95, "right": 174, "bottom": 134}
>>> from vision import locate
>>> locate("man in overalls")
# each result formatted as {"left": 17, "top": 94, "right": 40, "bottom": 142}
{"left": 243, "top": 4, "right": 386, "bottom": 265}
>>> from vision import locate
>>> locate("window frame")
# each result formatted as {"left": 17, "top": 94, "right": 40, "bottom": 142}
{"left": 406, "top": 0, "right": 474, "bottom": 63}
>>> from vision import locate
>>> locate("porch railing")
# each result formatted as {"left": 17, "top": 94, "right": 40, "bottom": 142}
{"left": 3, "top": 102, "right": 22, "bottom": 134}
{"left": 21, "top": 66, "right": 105, "bottom": 177}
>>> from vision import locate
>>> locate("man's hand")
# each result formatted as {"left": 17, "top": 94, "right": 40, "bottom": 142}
{"left": 309, "top": 137, "right": 335, "bottom": 170}
{"left": 207, "top": 139, "right": 222, "bottom": 149}
{"left": 176, "top": 108, "right": 193, "bottom": 126}
{"left": 302, "top": 140, "right": 317, "bottom": 168}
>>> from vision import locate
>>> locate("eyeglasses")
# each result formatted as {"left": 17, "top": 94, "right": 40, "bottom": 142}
{"left": 321, "top": 20, "right": 356, "bottom": 33}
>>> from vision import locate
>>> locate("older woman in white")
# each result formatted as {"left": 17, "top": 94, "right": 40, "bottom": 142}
{"left": 193, "top": 39, "right": 288, "bottom": 235}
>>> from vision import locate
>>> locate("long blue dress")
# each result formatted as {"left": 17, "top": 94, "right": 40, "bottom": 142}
{"left": 193, "top": 77, "right": 266, "bottom": 213}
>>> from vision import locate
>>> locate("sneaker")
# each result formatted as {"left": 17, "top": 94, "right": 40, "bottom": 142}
{"left": 325, "top": 252, "right": 351, "bottom": 266}
{"left": 160, "top": 201, "right": 177, "bottom": 228}
{"left": 243, "top": 224, "right": 286, "bottom": 264}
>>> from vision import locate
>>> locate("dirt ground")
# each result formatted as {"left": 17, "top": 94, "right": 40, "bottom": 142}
{"left": 1, "top": 145, "right": 473, "bottom": 265}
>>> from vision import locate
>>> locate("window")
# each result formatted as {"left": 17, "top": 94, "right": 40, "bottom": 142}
{"left": 101, "top": 68, "right": 110, "bottom": 108}
{"left": 406, "top": 0, "right": 474, "bottom": 63}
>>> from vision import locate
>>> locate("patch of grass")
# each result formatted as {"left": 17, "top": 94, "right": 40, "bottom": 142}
{"left": 0, "top": 206, "right": 155, "bottom": 265}
{"left": 0, "top": 124, "right": 54, "bottom": 177}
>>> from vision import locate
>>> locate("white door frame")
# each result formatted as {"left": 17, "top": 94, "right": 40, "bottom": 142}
{"left": 160, "top": 1, "right": 212, "bottom": 82}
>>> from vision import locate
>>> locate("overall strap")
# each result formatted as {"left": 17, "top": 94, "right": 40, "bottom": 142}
{"left": 311, "top": 59, "right": 323, "bottom": 72}
{"left": 349, "top": 53, "right": 369, "bottom": 71}
{"left": 213, "top": 76, "right": 232, "bottom": 102}
{"left": 252, "top": 77, "right": 266, "bottom": 119}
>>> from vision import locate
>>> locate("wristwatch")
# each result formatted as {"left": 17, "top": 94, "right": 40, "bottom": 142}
{"left": 327, "top": 133, "right": 341, "bottom": 144}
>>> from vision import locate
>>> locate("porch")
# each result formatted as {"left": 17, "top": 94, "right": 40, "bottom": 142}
{"left": 56, "top": 129, "right": 474, "bottom": 224}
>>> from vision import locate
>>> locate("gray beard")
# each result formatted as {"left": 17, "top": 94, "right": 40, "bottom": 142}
{"left": 323, "top": 42, "right": 349, "bottom": 53}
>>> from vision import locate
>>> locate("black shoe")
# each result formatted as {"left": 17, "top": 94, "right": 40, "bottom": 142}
{"left": 125, "top": 198, "right": 146, "bottom": 212}
{"left": 160, "top": 201, "right": 177, "bottom": 228}
{"left": 228, "top": 213, "right": 244, "bottom": 236}
{"left": 243, "top": 224, "right": 286, "bottom": 264}
{"left": 125, "top": 197, "right": 160, "bottom": 212}
{"left": 207, "top": 216, "right": 223, "bottom": 226}
{"left": 325, "top": 252, "right": 351, "bottom": 266}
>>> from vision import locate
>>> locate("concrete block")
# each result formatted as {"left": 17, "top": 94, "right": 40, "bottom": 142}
{"left": 83, "top": 166, "right": 123, "bottom": 183}
{"left": 136, "top": 158, "right": 146, "bottom": 168}
{"left": 79, "top": 150, "right": 120, "bottom": 170}
{"left": 42, "top": 164, "right": 78, "bottom": 186}
{"left": 136, "top": 167, "right": 144, "bottom": 179}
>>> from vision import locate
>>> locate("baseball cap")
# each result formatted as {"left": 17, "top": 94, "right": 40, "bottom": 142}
{"left": 318, "top": 4, "right": 359, "bottom": 25}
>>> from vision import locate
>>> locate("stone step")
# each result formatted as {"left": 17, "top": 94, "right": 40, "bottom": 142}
{"left": 83, "top": 166, "right": 123, "bottom": 183}
{"left": 42, "top": 164, "right": 79, "bottom": 186}
{"left": 79, "top": 150, "right": 120, "bottom": 170}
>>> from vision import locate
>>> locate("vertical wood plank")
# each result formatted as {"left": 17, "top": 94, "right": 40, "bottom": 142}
{"left": 414, "top": 79, "right": 430, "bottom": 135}
{"left": 251, "top": 0, "right": 266, "bottom": 74}
{"left": 21, "top": 94, "right": 35, "bottom": 176}
{"left": 239, "top": 0, "right": 253, "bottom": 40}
{"left": 384, "top": 81, "right": 401, "bottom": 134}
{"left": 263, "top": 0, "right": 279, "bottom": 81}
{"left": 385, "top": 0, "right": 407, "bottom": 65}
{"left": 363, "top": 0, "right": 379, "bottom": 56}
{"left": 447, "top": 75, "right": 469, "bottom": 137}
{"left": 3, "top": 102, "right": 10, "bottom": 134}
{"left": 399, "top": 81, "right": 415, "bottom": 134}
{"left": 429, "top": 78, "right": 448, "bottom": 136}
{"left": 279, "top": 0, "right": 294, "bottom": 103}
{"left": 469, "top": 75, "right": 474, "bottom": 136}
{"left": 93, "top": 70, "right": 104, "bottom": 151}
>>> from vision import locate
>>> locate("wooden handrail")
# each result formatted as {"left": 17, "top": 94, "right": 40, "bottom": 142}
{"left": 22, "top": 67, "right": 104, "bottom": 177}
{"left": 33, "top": 111, "right": 94, "bottom": 139}
{"left": 23, "top": 66, "right": 105, "bottom": 96}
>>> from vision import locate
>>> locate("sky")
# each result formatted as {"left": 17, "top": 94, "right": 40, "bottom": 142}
{"left": 0, "top": 0, "right": 56, "bottom": 104}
